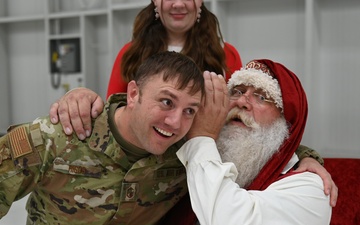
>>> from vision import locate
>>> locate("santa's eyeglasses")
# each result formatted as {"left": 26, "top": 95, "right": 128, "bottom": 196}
{"left": 229, "top": 86, "right": 275, "bottom": 105}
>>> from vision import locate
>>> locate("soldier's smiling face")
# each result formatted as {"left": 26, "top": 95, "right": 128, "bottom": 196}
{"left": 125, "top": 73, "right": 201, "bottom": 154}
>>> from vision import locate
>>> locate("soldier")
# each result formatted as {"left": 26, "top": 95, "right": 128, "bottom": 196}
{"left": 0, "top": 51, "right": 210, "bottom": 224}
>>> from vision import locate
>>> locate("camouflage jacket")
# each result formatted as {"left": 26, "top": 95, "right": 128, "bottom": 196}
{"left": 0, "top": 94, "right": 188, "bottom": 225}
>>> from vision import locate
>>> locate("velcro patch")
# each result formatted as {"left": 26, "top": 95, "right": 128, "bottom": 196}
{"left": 121, "top": 183, "right": 138, "bottom": 202}
{"left": 8, "top": 126, "right": 33, "bottom": 159}
{"left": 154, "top": 167, "right": 185, "bottom": 179}
{"left": 53, "top": 157, "right": 103, "bottom": 178}
{"left": 30, "top": 123, "right": 43, "bottom": 147}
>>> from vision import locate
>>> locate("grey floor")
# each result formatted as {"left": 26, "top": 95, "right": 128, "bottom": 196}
{"left": 0, "top": 195, "right": 28, "bottom": 225}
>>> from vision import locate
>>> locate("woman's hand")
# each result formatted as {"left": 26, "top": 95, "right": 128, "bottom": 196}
{"left": 49, "top": 87, "right": 104, "bottom": 140}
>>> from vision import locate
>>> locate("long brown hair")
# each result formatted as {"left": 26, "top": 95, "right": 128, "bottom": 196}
{"left": 121, "top": 1, "right": 227, "bottom": 82}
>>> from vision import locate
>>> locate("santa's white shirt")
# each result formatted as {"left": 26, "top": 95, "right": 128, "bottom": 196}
{"left": 177, "top": 137, "right": 332, "bottom": 225}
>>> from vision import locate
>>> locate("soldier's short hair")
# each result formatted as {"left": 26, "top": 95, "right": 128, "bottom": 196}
{"left": 134, "top": 51, "right": 205, "bottom": 96}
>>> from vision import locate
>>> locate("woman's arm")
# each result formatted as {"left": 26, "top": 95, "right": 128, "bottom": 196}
{"left": 48, "top": 43, "right": 133, "bottom": 139}
{"left": 49, "top": 87, "right": 104, "bottom": 140}
{"left": 106, "top": 42, "right": 132, "bottom": 98}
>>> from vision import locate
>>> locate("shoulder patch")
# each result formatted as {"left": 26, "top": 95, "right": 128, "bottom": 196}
{"left": 30, "top": 123, "right": 43, "bottom": 147}
{"left": 121, "top": 183, "right": 138, "bottom": 202}
{"left": 8, "top": 126, "right": 33, "bottom": 159}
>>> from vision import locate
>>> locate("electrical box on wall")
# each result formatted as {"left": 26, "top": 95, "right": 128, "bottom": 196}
{"left": 50, "top": 38, "right": 81, "bottom": 73}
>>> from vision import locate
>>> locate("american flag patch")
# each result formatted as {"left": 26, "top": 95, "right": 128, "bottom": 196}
{"left": 8, "top": 126, "right": 33, "bottom": 159}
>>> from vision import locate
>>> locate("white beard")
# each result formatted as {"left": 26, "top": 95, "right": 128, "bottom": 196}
{"left": 216, "top": 115, "right": 289, "bottom": 188}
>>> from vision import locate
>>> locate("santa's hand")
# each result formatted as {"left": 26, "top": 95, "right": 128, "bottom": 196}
{"left": 186, "top": 71, "right": 229, "bottom": 140}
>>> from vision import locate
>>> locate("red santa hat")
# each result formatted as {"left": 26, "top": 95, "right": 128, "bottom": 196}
{"left": 229, "top": 59, "right": 308, "bottom": 190}
{"left": 227, "top": 61, "right": 283, "bottom": 110}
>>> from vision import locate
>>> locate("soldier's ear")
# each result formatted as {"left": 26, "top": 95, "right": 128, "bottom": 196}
{"left": 127, "top": 80, "right": 140, "bottom": 106}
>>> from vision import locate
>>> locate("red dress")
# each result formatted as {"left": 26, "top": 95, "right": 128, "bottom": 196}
{"left": 106, "top": 42, "right": 242, "bottom": 99}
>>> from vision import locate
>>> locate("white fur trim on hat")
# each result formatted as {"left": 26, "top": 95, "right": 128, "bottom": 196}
{"left": 227, "top": 68, "right": 283, "bottom": 109}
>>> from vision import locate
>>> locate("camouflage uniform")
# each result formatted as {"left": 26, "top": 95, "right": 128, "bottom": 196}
{"left": 296, "top": 145, "right": 324, "bottom": 166}
{"left": 0, "top": 94, "right": 188, "bottom": 225}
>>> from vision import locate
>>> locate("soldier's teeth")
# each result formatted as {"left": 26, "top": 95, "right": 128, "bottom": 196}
{"left": 155, "top": 127, "right": 173, "bottom": 137}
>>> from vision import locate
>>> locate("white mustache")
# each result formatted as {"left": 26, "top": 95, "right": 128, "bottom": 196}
{"left": 226, "top": 108, "right": 260, "bottom": 129}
